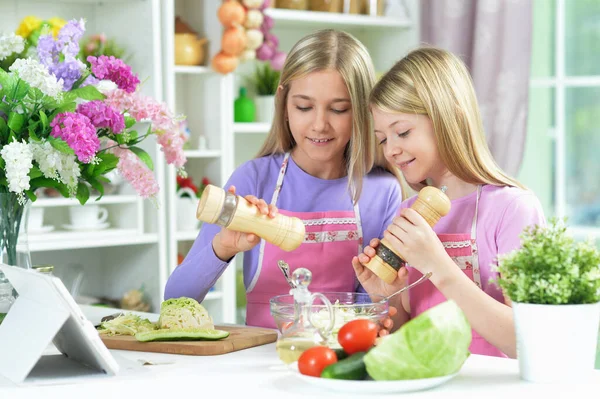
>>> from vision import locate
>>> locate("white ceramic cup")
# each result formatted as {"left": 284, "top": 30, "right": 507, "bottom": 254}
{"left": 69, "top": 205, "right": 108, "bottom": 227}
{"left": 28, "top": 207, "right": 44, "bottom": 230}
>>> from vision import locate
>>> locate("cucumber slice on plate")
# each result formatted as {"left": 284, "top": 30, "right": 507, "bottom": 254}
{"left": 135, "top": 328, "right": 230, "bottom": 342}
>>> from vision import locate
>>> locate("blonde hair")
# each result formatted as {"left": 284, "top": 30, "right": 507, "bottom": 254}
{"left": 370, "top": 46, "right": 525, "bottom": 191}
{"left": 256, "top": 29, "right": 407, "bottom": 203}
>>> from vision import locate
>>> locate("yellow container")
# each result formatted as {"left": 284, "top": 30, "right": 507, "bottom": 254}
{"left": 174, "top": 33, "right": 208, "bottom": 66}
{"left": 275, "top": 0, "right": 308, "bottom": 10}
{"left": 309, "top": 0, "right": 343, "bottom": 13}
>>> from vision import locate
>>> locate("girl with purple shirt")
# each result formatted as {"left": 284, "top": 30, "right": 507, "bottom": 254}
{"left": 164, "top": 30, "right": 406, "bottom": 329}
{"left": 353, "top": 47, "right": 546, "bottom": 358}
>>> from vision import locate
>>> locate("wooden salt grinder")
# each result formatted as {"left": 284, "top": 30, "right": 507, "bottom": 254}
{"left": 196, "top": 184, "right": 306, "bottom": 252}
{"left": 364, "top": 186, "right": 451, "bottom": 284}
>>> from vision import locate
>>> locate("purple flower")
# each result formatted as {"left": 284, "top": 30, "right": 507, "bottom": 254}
{"left": 50, "top": 112, "right": 100, "bottom": 163}
{"left": 56, "top": 19, "right": 85, "bottom": 58}
{"left": 261, "top": 15, "right": 274, "bottom": 33}
{"left": 256, "top": 43, "right": 275, "bottom": 61}
{"left": 270, "top": 51, "right": 286, "bottom": 71}
{"left": 87, "top": 55, "right": 140, "bottom": 94}
{"left": 77, "top": 100, "right": 125, "bottom": 134}
{"left": 36, "top": 19, "right": 87, "bottom": 91}
{"left": 37, "top": 35, "right": 59, "bottom": 67}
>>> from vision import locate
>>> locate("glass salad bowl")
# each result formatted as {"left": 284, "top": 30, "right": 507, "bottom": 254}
{"left": 270, "top": 292, "right": 389, "bottom": 348}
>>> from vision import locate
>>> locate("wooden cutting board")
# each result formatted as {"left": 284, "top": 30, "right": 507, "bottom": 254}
{"left": 100, "top": 325, "right": 278, "bottom": 356}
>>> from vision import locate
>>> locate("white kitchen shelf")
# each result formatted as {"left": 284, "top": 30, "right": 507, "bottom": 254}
{"left": 264, "top": 8, "right": 412, "bottom": 30}
{"left": 184, "top": 149, "right": 222, "bottom": 158}
{"left": 175, "top": 230, "right": 200, "bottom": 241}
{"left": 27, "top": 229, "right": 158, "bottom": 252}
{"left": 174, "top": 65, "right": 212, "bottom": 75}
{"left": 33, "top": 195, "right": 139, "bottom": 208}
{"left": 233, "top": 122, "right": 271, "bottom": 134}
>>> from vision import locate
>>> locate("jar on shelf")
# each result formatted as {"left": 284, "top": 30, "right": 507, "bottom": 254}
{"left": 275, "top": 0, "right": 309, "bottom": 10}
{"left": 347, "top": 0, "right": 385, "bottom": 16}
{"left": 309, "top": 0, "right": 343, "bottom": 13}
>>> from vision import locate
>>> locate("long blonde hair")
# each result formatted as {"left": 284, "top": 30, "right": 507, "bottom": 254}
{"left": 370, "top": 46, "right": 525, "bottom": 191}
{"left": 256, "top": 29, "right": 406, "bottom": 203}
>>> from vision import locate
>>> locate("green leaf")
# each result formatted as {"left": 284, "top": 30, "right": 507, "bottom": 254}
{"left": 7, "top": 112, "right": 25, "bottom": 133}
{"left": 129, "top": 146, "right": 153, "bottom": 171}
{"left": 96, "top": 175, "right": 111, "bottom": 184}
{"left": 127, "top": 130, "right": 138, "bottom": 143}
{"left": 0, "top": 157, "right": 5, "bottom": 170}
{"left": 96, "top": 152, "right": 119, "bottom": 171}
{"left": 28, "top": 125, "right": 41, "bottom": 142}
{"left": 0, "top": 117, "right": 8, "bottom": 142}
{"left": 125, "top": 116, "right": 137, "bottom": 129}
{"left": 47, "top": 136, "right": 75, "bottom": 155}
{"left": 9, "top": 79, "right": 30, "bottom": 102}
{"left": 40, "top": 110, "right": 49, "bottom": 131}
{"left": 29, "top": 177, "right": 70, "bottom": 198}
{"left": 24, "top": 190, "right": 37, "bottom": 202}
{"left": 76, "top": 182, "right": 90, "bottom": 205}
{"left": 71, "top": 69, "right": 91, "bottom": 91}
{"left": 28, "top": 165, "right": 43, "bottom": 179}
{"left": 52, "top": 101, "right": 77, "bottom": 115}
{"left": 86, "top": 176, "right": 104, "bottom": 199}
{"left": 116, "top": 132, "right": 128, "bottom": 145}
{"left": 67, "top": 85, "right": 105, "bottom": 102}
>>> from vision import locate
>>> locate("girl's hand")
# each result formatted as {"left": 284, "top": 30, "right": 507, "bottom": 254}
{"left": 378, "top": 306, "right": 398, "bottom": 337}
{"left": 352, "top": 238, "right": 409, "bottom": 299}
{"left": 384, "top": 208, "right": 448, "bottom": 276}
{"left": 212, "top": 185, "right": 278, "bottom": 261}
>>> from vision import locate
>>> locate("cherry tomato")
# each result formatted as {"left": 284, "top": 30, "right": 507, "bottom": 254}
{"left": 298, "top": 346, "right": 338, "bottom": 377}
{"left": 337, "top": 319, "right": 378, "bottom": 355}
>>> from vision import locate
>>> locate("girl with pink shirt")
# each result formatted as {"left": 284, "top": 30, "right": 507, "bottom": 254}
{"left": 353, "top": 47, "right": 546, "bottom": 358}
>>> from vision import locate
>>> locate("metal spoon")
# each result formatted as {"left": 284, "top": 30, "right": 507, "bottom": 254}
{"left": 277, "top": 260, "right": 296, "bottom": 289}
{"left": 380, "top": 272, "right": 432, "bottom": 302}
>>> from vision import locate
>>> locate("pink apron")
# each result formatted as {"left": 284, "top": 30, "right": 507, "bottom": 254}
{"left": 245, "top": 153, "right": 363, "bottom": 328}
{"left": 408, "top": 185, "right": 507, "bottom": 357}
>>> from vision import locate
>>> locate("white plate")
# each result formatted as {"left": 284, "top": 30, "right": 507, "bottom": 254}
{"left": 24, "top": 225, "right": 55, "bottom": 235}
{"left": 62, "top": 222, "right": 110, "bottom": 231}
{"left": 290, "top": 362, "right": 458, "bottom": 394}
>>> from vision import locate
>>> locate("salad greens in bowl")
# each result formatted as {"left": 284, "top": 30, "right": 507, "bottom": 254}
{"left": 269, "top": 292, "right": 389, "bottom": 347}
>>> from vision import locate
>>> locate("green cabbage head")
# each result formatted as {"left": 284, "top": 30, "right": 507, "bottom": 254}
{"left": 364, "top": 300, "right": 472, "bottom": 380}
{"left": 158, "top": 297, "right": 214, "bottom": 330}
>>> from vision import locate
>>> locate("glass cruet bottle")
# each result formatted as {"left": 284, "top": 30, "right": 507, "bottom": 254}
{"left": 275, "top": 267, "right": 334, "bottom": 364}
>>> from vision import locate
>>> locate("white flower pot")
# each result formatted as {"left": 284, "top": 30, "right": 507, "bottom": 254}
{"left": 513, "top": 301, "right": 600, "bottom": 383}
{"left": 254, "top": 95, "right": 275, "bottom": 123}
{"left": 176, "top": 188, "right": 199, "bottom": 232}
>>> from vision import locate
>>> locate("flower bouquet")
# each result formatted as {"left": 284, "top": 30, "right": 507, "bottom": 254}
{"left": 0, "top": 18, "right": 187, "bottom": 265}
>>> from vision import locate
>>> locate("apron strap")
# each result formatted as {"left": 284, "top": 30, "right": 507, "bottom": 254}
{"left": 470, "top": 185, "right": 482, "bottom": 288}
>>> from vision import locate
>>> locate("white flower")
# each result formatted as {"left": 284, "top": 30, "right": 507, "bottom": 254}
{"left": 95, "top": 79, "right": 118, "bottom": 95}
{"left": 0, "top": 33, "right": 25, "bottom": 61}
{"left": 30, "top": 140, "right": 80, "bottom": 195}
{"left": 8, "top": 58, "right": 64, "bottom": 100}
{"left": 0, "top": 140, "right": 33, "bottom": 203}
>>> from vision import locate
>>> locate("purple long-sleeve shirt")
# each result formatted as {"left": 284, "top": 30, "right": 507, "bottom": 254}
{"left": 164, "top": 153, "right": 403, "bottom": 303}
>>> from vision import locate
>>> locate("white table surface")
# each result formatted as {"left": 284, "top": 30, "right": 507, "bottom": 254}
{"left": 1, "top": 305, "right": 598, "bottom": 398}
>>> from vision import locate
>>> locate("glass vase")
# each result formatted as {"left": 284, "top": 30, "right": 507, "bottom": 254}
{"left": 0, "top": 192, "right": 32, "bottom": 324}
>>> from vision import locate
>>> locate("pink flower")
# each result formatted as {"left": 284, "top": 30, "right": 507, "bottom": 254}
{"left": 108, "top": 141, "right": 160, "bottom": 199}
{"left": 87, "top": 55, "right": 140, "bottom": 93}
{"left": 77, "top": 100, "right": 125, "bottom": 133}
{"left": 50, "top": 112, "right": 100, "bottom": 163}
{"left": 105, "top": 89, "right": 187, "bottom": 168}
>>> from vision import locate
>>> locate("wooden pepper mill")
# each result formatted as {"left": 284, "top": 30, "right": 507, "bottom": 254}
{"left": 365, "top": 186, "right": 451, "bottom": 284}
{"left": 196, "top": 184, "right": 306, "bottom": 252}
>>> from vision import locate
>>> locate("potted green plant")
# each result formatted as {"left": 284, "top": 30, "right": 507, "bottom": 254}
{"left": 248, "top": 62, "right": 280, "bottom": 123}
{"left": 495, "top": 218, "right": 600, "bottom": 383}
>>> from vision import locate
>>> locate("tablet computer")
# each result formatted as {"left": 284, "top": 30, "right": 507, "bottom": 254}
{"left": 0, "top": 264, "right": 119, "bottom": 383}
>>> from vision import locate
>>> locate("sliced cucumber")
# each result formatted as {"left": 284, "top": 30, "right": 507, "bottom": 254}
{"left": 135, "top": 328, "right": 230, "bottom": 342}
